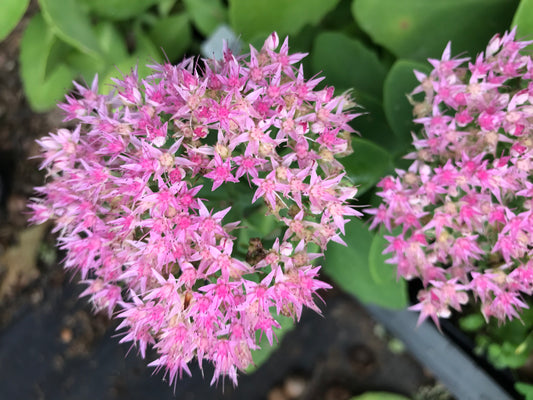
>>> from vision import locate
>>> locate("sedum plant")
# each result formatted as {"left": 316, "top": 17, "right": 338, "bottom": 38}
{"left": 369, "top": 29, "right": 533, "bottom": 327}
{"left": 15, "top": 0, "right": 198, "bottom": 112}
{"left": 28, "top": 33, "right": 359, "bottom": 385}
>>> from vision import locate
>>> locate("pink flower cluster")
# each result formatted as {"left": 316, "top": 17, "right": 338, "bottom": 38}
{"left": 369, "top": 29, "right": 533, "bottom": 327}
{"left": 29, "top": 33, "right": 359, "bottom": 385}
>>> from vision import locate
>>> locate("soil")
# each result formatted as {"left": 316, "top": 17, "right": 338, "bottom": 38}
{"left": 0, "top": 4, "right": 447, "bottom": 400}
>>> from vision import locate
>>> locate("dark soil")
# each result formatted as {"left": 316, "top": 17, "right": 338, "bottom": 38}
{"left": 0, "top": 274, "right": 439, "bottom": 400}
{"left": 0, "top": 5, "right": 444, "bottom": 400}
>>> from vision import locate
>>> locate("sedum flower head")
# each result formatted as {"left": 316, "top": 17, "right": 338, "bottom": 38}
{"left": 369, "top": 28, "right": 533, "bottom": 327}
{"left": 29, "top": 33, "right": 359, "bottom": 386}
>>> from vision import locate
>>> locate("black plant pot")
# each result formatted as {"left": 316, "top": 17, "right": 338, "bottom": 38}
{"left": 364, "top": 303, "right": 518, "bottom": 400}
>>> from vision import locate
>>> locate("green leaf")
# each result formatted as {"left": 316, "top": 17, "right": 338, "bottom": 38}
{"left": 64, "top": 23, "right": 128, "bottom": 83}
{"left": 65, "top": 50, "right": 106, "bottom": 83}
{"left": 20, "top": 14, "right": 75, "bottom": 111}
{"left": 384, "top": 60, "right": 430, "bottom": 148}
{"left": 516, "top": 382, "right": 533, "bottom": 400}
{"left": 99, "top": 55, "right": 156, "bottom": 95}
{"left": 80, "top": 0, "right": 162, "bottom": 20}
{"left": 486, "top": 308, "right": 533, "bottom": 343}
{"left": 459, "top": 314, "right": 485, "bottom": 332}
{"left": 148, "top": 14, "right": 191, "bottom": 61}
{"left": 98, "top": 25, "right": 163, "bottom": 92}
{"left": 184, "top": 0, "right": 227, "bottom": 36}
{"left": 353, "top": 0, "right": 519, "bottom": 61}
{"left": 135, "top": 26, "right": 164, "bottom": 63}
{"left": 229, "top": 0, "right": 340, "bottom": 40}
{"left": 45, "top": 36, "right": 72, "bottom": 77}
{"left": 247, "top": 312, "right": 295, "bottom": 372}
{"left": 236, "top": 204, "right": 285, "bottom": 256}
{"left": 95, "top": 22, "right": 128, "bottom": 64}
{"left": 488, "top": 341, "right": 530, "bottom": 369}
{"left": 352, "top": 93, "right": 398, "bottom": 154}
{"left": 512, "top": 0, "right": 533, "bottom": 52}
{"left": 342, "top": 138, "right": 393, "bottom": 196}
{"left": 0, "top": 0, "right": 30, "bottom": 41}
{"left": 312, "top": 32, "right": 386, "bottom": 99}
{"left": 321, "top": 0, "right": 362, "bottom": 37}
{"left": 158, "top": 0, "right": 177, "bottom": 16}
{"left": 350, "top": 393, "right": 410, "bottom": 400}
{"left": 323, "top": 219, "right": 407, "bottom": 309}
{"left": 38, "top": 0, "right": 102, "bottom": 59}
{"left": 368, "top": 230, "right": 408, "bottom": 308}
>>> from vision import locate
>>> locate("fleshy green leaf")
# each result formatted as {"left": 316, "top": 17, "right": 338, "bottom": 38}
{"left": 247, "top": 312, "right": 295, "bottom": 372}
{"left": 350, "top": 393, "right": 410, "bottom": 400}
{"left": 312, "top": 32, "right": 386, "bottom": 99}
{"left": 65, "top": 50, "right": 106, "bottom": 83}
{"left": 324, "top": 219, "right": 407, "bottom": 309}
{"left": 488, "top": 342, "right": 530, "bottom": 369}
{"left": 237, "top": 205, "right": 284, "bottom": 255}
{"left": 158, "top": 0, "right": 177, "bottom": 16}
{"left": 516, "top": 382, "right": 533, "bottom": 400}
{"left": 95, "top": 22, "right": 128, "bottom": 64}
{"left": 80, "top": 0, "right": 162, "bottom": 20}
{"left": 20, "top": 14, "right": 74, "bottom": 111}
{"left": 310, "top": 33, "right": 394, "bottom": 151}
{"left": 99, "top": 56, "right": 153, "bottom": 95}
{"left": 64, "top": 23, "right": 128, "bottom": 83}
{"left": 321, "top": 0, "right": 362, "bottom": 37}
{"left": 99, "top": 28, "right": 162, "bottom": 93}
{"left": 45, "top": 37, "right": 72, "bottom": 77}
{"left": 353, "top": 0, "right": 519, "bottom": 61}
{"left": 148, "top": 14, "right": 191, "bottom": 61}
{"left": 0, "top": 0, "right": 30, "bottom": 41}
{"left": 98, "top": 25, "right": 164, "bottom": 92}
{"left": 459, "top": 314, "right": 485, "bottom": 332}
{"left": 184, "top": 0, "right": 227, "bottom": 36}
{"left": 135, "top": 26, "right": 164, "bottom": 63}
{"left": 38, "top": 0, "right": 102, "bottom": 58}
{"left": 512, "top": 0, "right": 533, "bottom": 52}
{"left": 368, "top": 230, "right": 408, "bottom": 308}
{"left": 383, "top": 60, "right": 430, "bottom": 148}
{"left": 352, "top": 93, "right": 398, "bottom": 153}
{"left": 229, "top": 0, "right": 340, "bottom": 40}
{"left": 342, "top": 138, "right": 393, "bottom": 196}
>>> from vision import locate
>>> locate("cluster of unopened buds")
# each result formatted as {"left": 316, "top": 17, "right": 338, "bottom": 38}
{"left": 369, "top": 28, "right": 533, "bottom": 327}
{"left": 29, "top": 33, "right": 359, "bottom": 385}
